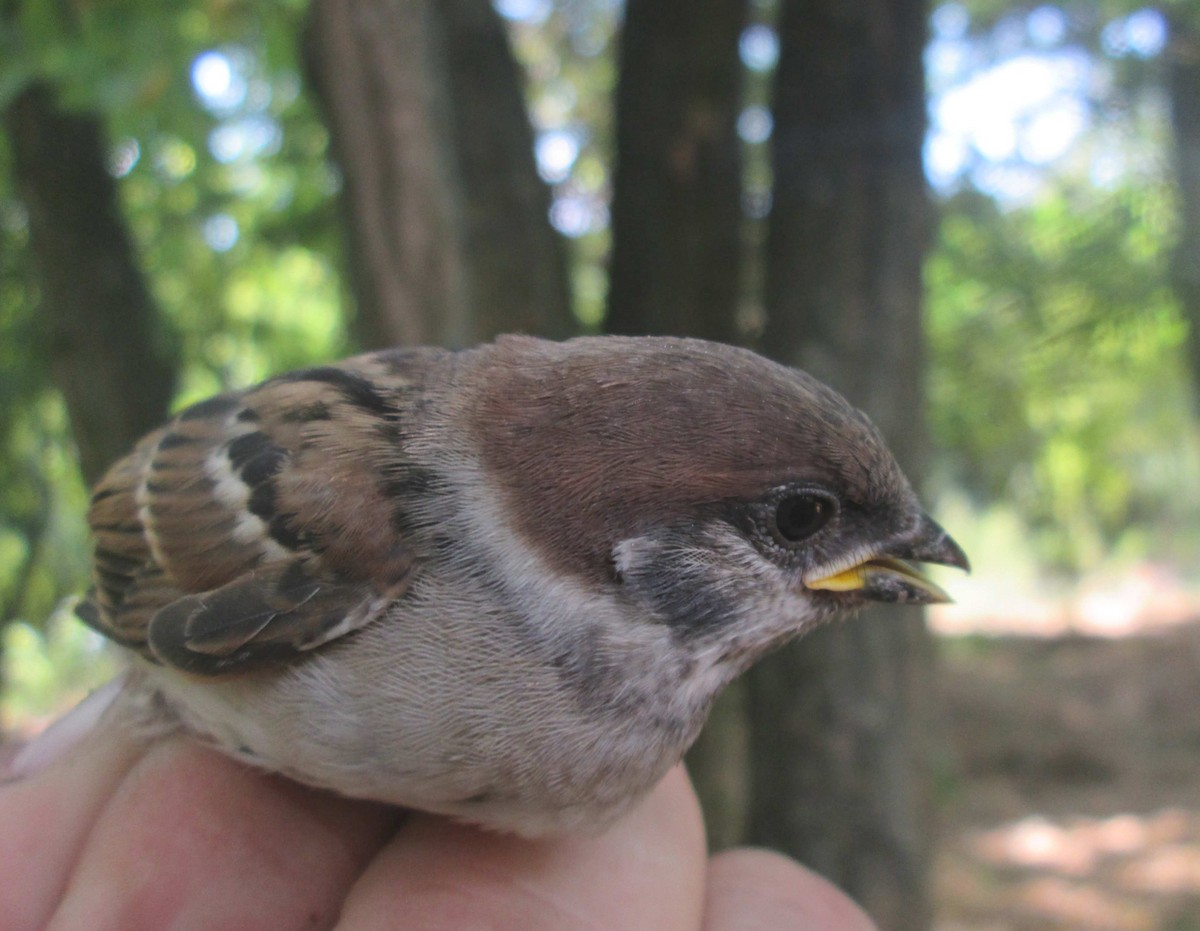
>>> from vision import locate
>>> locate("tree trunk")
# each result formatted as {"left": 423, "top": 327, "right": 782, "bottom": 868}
{"left": 1166, "top": 9, "right": 1200, "bottom": 406}
{"left": 746, "top": 0, "right": 935, "bottom": 928}
{"left": 305, "top": 0, "right": 574, "bottom": 350}
{"left": 606, "top": 0, "right": 748, "bottom": 341}
{"left": 4, "top": 85, "right": 178, "bottom": 485}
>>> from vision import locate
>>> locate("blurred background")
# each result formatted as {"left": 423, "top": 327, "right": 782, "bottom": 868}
{"left": 1, "top": 0, "right": 1198, "bottom": 928}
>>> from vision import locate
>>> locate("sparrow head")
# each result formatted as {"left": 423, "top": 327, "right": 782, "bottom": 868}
{"left": 462, "top": 335, "right": 968, "bottom": 659}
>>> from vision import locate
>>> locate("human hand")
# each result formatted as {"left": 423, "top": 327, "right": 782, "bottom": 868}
{"left": 0, "top": 725, "right": 875, "bottom": 930}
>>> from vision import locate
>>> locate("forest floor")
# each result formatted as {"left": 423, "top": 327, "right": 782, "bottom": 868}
{"left": 932, "top": 573, "right": 1200, "bottom": 931}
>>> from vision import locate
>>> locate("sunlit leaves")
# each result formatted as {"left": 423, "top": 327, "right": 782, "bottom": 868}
{"left": 2, "top": 608, "right": 117, "bottom": 730}
{"left": 927, "top": 182, "right": 1196, "bottom": 568}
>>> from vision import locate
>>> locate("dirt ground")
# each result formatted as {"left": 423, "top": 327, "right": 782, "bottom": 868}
{"left": 933, "top": 618, "right": 1200, "bottom": 930}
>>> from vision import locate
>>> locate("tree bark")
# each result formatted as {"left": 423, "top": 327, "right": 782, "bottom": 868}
{"left": 747, "top": 1, "right": 935, "bottom": 928}
{"left": 1166, "top": 9, "right": 1200, "bottom": 406}
{"left": 305, "top": 0, "right": 574, "bottom": 350}
{"left": 606, "top": 0, "right": 748, "bottom": 341}
{"left": 4, "top": 85, "right": 178, "bottom": 485}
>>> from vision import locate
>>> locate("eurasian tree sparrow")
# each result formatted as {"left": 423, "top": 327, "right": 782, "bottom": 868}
{"left": 72, "top": 335, "right": 967, "bottom": 836}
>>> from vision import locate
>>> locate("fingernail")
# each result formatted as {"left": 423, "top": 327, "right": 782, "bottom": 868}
{"left": 5, "top": 675, "right": 126, "bottom": 782}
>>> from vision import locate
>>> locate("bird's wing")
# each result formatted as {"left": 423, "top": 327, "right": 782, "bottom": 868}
{"left": 77, "top": 357, "right": 423, "bottom": 675}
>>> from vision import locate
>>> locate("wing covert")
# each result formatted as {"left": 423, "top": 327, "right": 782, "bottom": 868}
{"left": 78, "top": 354, "right": 425, "bottom": 671}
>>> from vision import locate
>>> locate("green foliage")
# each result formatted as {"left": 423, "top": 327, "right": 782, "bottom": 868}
{"left": 1, "top": 604, "right": 117, "bottom": 730}
{"left": 927, "top": 181, "right": 1199, "bottom": 569}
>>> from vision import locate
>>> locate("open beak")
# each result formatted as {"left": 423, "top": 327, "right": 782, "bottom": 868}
{"left": 805, "top": 514, "right": 970, "bottom": 605}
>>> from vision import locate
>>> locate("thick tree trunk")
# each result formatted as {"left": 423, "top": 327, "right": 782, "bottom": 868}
{"left": 305, "top": 0, "right": 573, "bottom": 350}
{"left": 5, "top": 85, "right": 178, "bottom": 485}
{"left": 747, "top": 1, "right": 935, "bottom": 928}
{"left": 606, "top": 0, "right": 748, "bottom": 341}
{"left": 1166, "top": 9, "right": 1200, "bottom": 406}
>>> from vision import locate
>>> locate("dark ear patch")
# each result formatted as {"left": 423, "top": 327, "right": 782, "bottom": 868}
{"left": 614, "top": 530, "right": 740, "bottom": 640}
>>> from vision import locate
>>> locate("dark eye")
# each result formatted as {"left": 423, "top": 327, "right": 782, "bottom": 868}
{"left": 773, "top": 493, "right": 834, "bottom": 543}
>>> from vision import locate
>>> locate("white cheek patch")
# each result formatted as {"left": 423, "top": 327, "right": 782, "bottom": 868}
{"left": 611, "top": 536, "right": 646, "bottom": 580}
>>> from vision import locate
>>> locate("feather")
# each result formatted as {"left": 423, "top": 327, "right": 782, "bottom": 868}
{"left": 78, "top": 355, "right": 421, "bottom": 675}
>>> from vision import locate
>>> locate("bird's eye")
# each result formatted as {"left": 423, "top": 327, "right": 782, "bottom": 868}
{"left": 773, "top": 493, "right": 834, "bottom": 543}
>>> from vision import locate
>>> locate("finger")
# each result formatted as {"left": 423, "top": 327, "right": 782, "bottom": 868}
{"left": 703, "top": 848, "right": 877, "bottom": 931}
{"left": 0, "top": 722, "right": 144, "bottom": 931}
{"left": 7, "top": 675, "right": 128, "bottom": 780}
{"left": 338, "top": 765, "right": 708, "bottom": 931}
{"left": 46, "top": 736, "right": 401, "bottom": 931}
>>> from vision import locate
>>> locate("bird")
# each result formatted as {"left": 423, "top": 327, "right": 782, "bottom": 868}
{"left": 72, "top": 334, "right": 968, "bottom": 837}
